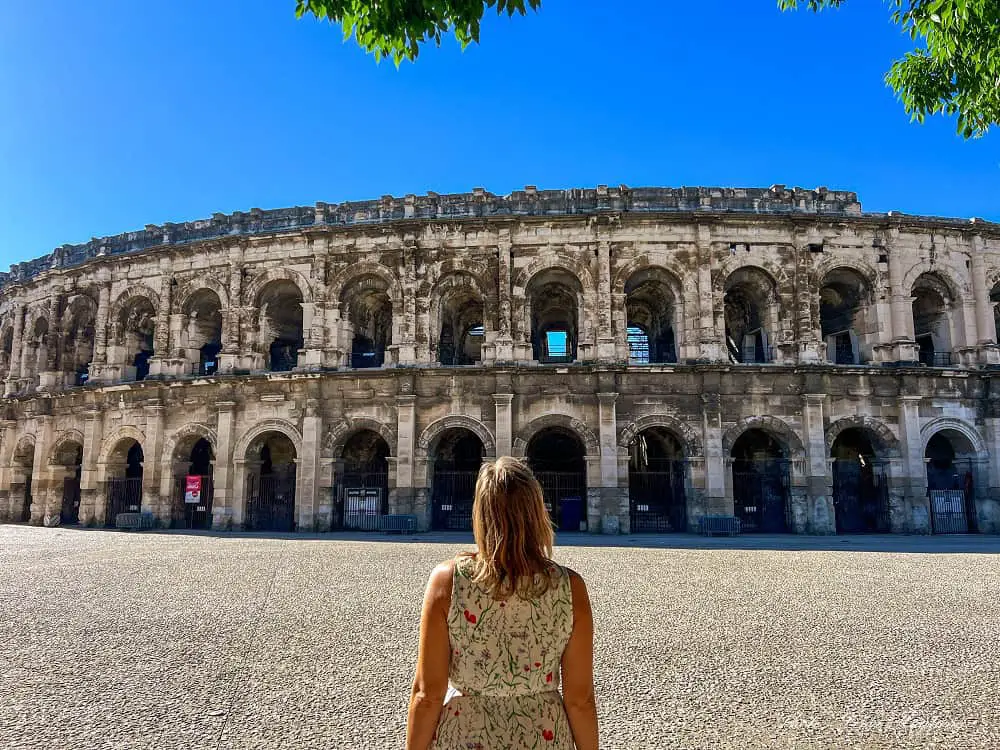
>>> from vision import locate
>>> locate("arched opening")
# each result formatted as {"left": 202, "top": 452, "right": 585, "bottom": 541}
{"left": 430, "top": 429, "right": 485, "bottom": 530}
{"left": 337, "top": 429, "right": 391, "bottom": 530}
{"left": 820, "top": 268, "right": 871, "bottom": 365}
{"left": 28, "top": 316, "right": 49, "bottom": 380}
{"left": 0, "top": 325, "right": 13, "bottom": 381}
{"left": 724, "top": 268, "right": 776, "bottom": 364}
{"left": 11, "top": 439, "right": 35, "bottom": 523}
{"left": 53, "top": 440, "right": 84, "bottom": 525}
{"left": 526, "top": 427, "right": 587, "bottom": 532}
{"left": 183, "top": 289, "right": 223, "bottom": 376}
{"left": 257, "top": 280, "right": 303, "bottom": 372}
{"left": 731, "top": 429, "right": 790, "bottom": 532}
{"left": 911, "top": 273, "right": 954, "bottom": 367}
{"left": 117, "top": 298, "right": 156, "bottom": 381}
{"left": 437, "top": 285, "right": 484, "bottom": 366}
{"left": 62, "top": 296, "right": 97, "bottom": 386}
{"left": 343, "top": 275, "right": 392, "bottom": 369}
{"left": 105, "top": 440, "right": 144, "bottom": 527}
{"left": 245, "top": 432, "right": 297, "bottom": 531}
{"left": 172, "top": 437, "right": 215, "bottom": 530}
{"left": 528, "top": 269, "right": 580, "bottom": 364}
{"left": 831, "top": 428, "right": 889, "bottom": 533}
{"left": 628, "top": 427, "right": 687, "bottom": 532}
{"left": 625, "top": 269, "right": 678, "bottom": 364}
{"left": 990, "top": 281, "right": 1000, "bottom": 344}
{"left": 925, "top": 430, "right": 979, "bottom": 533}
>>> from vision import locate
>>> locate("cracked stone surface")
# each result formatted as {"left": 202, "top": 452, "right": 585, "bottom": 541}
{"left": 1, "top": 526, "right": 999, "bottom": 749}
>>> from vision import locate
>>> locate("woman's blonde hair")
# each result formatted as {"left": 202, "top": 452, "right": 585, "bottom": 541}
{"left": 463, "top": 456, "right": 556, "bottom": 600}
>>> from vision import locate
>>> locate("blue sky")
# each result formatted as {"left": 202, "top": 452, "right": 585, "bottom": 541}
{"left": 1, "top": 0, "right": 997, "bottom": 268}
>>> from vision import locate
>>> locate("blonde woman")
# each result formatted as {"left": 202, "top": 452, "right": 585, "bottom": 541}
{"left": 406, "top": 456, "right": 599, "bottom": 750}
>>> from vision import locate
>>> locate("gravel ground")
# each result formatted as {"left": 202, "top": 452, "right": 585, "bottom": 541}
{"left": 1, "top": 526, "right": 998, "bottom": 750}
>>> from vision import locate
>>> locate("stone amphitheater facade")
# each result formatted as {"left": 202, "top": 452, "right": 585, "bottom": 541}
{"left": 1, "top": 185, "right": 999, "bottom": 535}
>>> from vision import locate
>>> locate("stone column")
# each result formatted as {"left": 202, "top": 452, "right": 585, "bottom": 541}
{"left": 886, "top": 231, "right": 919, "bottom": 363}
{"left": 898, "top": 395, "right": 928, "bottom": 532}
{"left": 297, "top": 395, "right": 323, "bottom": 530}
{"left": 596, "top": 391, "right": 624, "bottom": 533}
{"left": 212, "top": 398, "right": 237, "bottom": 529}
{"left": 495, "top": 237, "right": 514, "bottom": 362}
{"left": 219, "top": 250, "right": 244, "bottom": 374}
{"left": 78, "top": 408, "right": 103, "bottom": 525}
{"left": 147, "top": 269, "right": 173, "bottom": 378}
{"left": 38, "top": 288, "right": 63, "bottom": 391}
{"left": 696, "top": 225, "right": 722, "bottom": 362}
{"left": 29, "top": 415, "right": 54, "bottom": 525}
{"left": 89, "top": 275, "right": 112, "bottom": 383}
{"left": 802, "top": 393, "right": 834, "bottom": 533}
{"left": 0, "top": 419, "right": 17, "bottom": 521}
{"left": 395, "top": 392, "right": 417, "bottom": 520}
{"left": 795, "top": 241, "right": 824, "bottom": 364}
{"left": 596, "top": 242, "right": 616, "bottom": 361}
{"left": 143, "top": 400, "right": 167, "bottom": 523}
{"left": 493, "top": 393, "right": 514, "bottom": 458}
{"left": 395, "top": 246, "right": 418, "bottom": 365}
{"left": 4, "top": 303, "right": 24, "bottom": 396}
{"left": 701, "top": 391, "right": 729, "bottom": 515}
{"left": 971, "top": 235, "right": 1000, "bottom": 365}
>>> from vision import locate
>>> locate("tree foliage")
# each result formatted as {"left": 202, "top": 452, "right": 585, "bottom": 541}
{"left": 779, "top": 0, "right": 999, "bottom": 138}
{"left": 295, "top": 0, "right": 540, "bottom": 65}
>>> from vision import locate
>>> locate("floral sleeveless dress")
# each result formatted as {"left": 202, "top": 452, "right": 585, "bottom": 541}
{"left": 432, "top": 557, "right": 575, "bottom": 750}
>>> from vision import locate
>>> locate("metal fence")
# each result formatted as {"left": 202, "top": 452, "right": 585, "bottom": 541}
{"left": 535, "top": 471, "right": 587, "bottom": 532}
{"left": 919, "top": 351, "right": 953, "bottom": 367}
{"left": 629, "top": 461, "right": 687, "bottom": 532}
{"left": 61, "top": 477, "right": 81, "bottom": 525}
{"left": 105, "top": 477, "right": 143, "bottom": 527}
{"left": 732, "top": 460, "right": 791, "bottom": 533}
{"left": 172, "top": 475, "right": 214, "bottom": 530}
{"left": 336, "top": 470, "right": 388, "bottom": 530}
{"left": 245, "top": 473, "right": 296, "bottom": 532}
{"left": 832, "top": 460, "right": 890, "bottom": 533}
{"left": 431, "top": 469, "right": 478, "bottom": 531}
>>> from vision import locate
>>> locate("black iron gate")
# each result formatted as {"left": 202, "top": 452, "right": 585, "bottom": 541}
{"left": 16, "top": 477, "right": 32, "bottom": 522}
{"left": 927, "top": 458, "right": 978, "bottom": 534}
{"left": 832, "top": 460, "right": 890, "bottom": 533}
{"left": 336, "top": 470, "right": 388, "bottom": 531}
{"left": 61, "top": 477, "right": 81, "bottom": 525}
{"left": 432, "top": 469, "right": 478, "bottom": 531}
{"left": 535, "top": 471, "right": 587, "bottom": 532}
{"left": 172, "top": 475, "right": 215, "bottom": 530}
{"left": 629, "top": 461, "right": 687, "bottom": 532}
{"left": 105, "top": 477, "right": 143, "bottom": 527}
{"left": 732, "top": 460, "right": 791, "bottom": 533}
{"left": 245, "top": 473, "right": 296, "bottom": 532}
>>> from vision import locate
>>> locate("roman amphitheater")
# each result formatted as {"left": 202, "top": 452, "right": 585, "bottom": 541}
{"left": 0, "top": 185, "right": 998, "bottom": 536}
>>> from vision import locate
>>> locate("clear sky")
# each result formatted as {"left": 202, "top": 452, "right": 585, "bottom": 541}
{"left": 1, "top": 0, "right": 997, "bottom": 268}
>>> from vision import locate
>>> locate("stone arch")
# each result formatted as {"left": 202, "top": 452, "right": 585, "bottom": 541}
{"left": 234, "top": 419, "right": 303, "bottom": 460}
{"left": 516, "top": 255, "right": 595, "bottom": 293}
{"left": 49, "top": 430, "right": 85, "bottom": 466}
{"left": 722, "top": 416, "right": 805, "bottom": 458}
{"left": 612, "top": 256, "right": 689, "bottom": 296}
{"left": 323, "top": 417, "right": 397, "bottom": 459}
{"left": 431, "top": 269, "right": 487, "bottom": 301}
{"left": 13, "top": 433, "right": 36, "bottom": 465}
{"left": 902, "top": 264, "right": 968, "bottom": 302}
{"left": 328, "top": 262, "right": 403, "bottom": 307}
{"left": 920, "top": 417, "right": 988, "bottom": 458}
{"left": 512, "top": 414, "right": 600, "bottom": 458}
{"left": 826, "top": 416, "right": 900, "bottom": 458}
{"left": 175, "top": 276, "right": 230, "bottom": 312}
{"left": 416, "top": 415, "right": 496, "bottom": 459}
{"left": 812, "top": 257, "right": 881, "bottom": 297}
{"left": 98, "top": 426, "right": 146, "bottom": 465}
{"left": 245, "top": 267, "right": 312, "bottom": 306}
{"left": 716, "top": 263, "right": 782, "bottom": 301}
{"left": 618, "top": 414, "right": 703, "bottom": 457}
{"left": 163, "top": 423, "right": 219, "bottom": 463}
{"left": 109, "top": 284, "right": 161, "bottom": 323}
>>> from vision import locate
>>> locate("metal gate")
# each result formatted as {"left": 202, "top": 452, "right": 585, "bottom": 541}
{"left": 105, "top": 477, "right": 143, "bottom": 527}
{"left": 927, "top": 458, "right": 978, "bottom": 534}
{"left": 336, "top": 470, "right": 388, "bottom": 531}
{"left": 535, "top": 471, "right": 587, "bottom": 532}
{"left": 245, "top": 473, "right": 296, "bottom": 532}
{"left": 629, "top": 461, "right": 687, "bottom": 532}
{"left": 172, "top": 475, "right": 214, "bottom": 530}
{"left": 732, "top": 460, "right": 791, "bottom": 533}
{"left": 832, "top": 460, "right": 890, "bottom": 533}
{"left": 61, "top": 477, "right": 81, "bottom": 525}
{"left": 432, "top": 469, "right": 478, "bottom": 531}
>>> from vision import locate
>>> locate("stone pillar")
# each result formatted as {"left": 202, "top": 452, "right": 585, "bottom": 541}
{"left": 78, "top": 408, "right": 103, "bottom": 525}
{"left": 4, "top": 303, "right": 24, "bottom": 396}
{"left": 143, "top": 400, "right": 167, "bottom": 523}
{"left": 494, "top": 237, "right": 514, "bottom": 362}
{"left": 493, "top": 393, "right": 513, "bottom": 458}
{"left": 395, "top": 392, "right": 417, "bottom": 520}
{"left": 596, "top": 242, "right": 615, "bottom": 361}
{"left": 0, "top": 419, "right": 17, "bottom": 521}
{"left": 89, "top": 275, "right": 112, "bottom": 383}
{"left": 802, "top": 394, "right": 834, "bottom": 533}
{"left": 38, "top": 288, "right": 63, "bottom": 391}
{"left": 147, "top": 269, "right": 173, "bottom": 378}
{"left": 886, "top": 231, "right": 919, "bottom": 363}
{"left": 795, "top": 242, "right": 824, "bottom": 364}
{"left": 971, "top": 235, "right": 1000, "bottom": 365}
{"left": 396, "top": 246, "right": 418, "bottom": 365}
{"left": 696, "top": 225, "right": 722, "bottom": 362}
{"left": 701, "top": 391, "right": 729, "bottom": 515}
{"left": 297, "top": 395, "right": 323, "bottom": 530}
{"left": 212, "top": 399, "right": 237, "bottom": 529}
{"left": 898, "top": 395, "right": 929, "bottom": 532}
{"left": 29, "top": 415, "right": 54, "bottom": 525}
{"left": 597, "top": 391, "right": 624, "bottom": 533}
{"left": 219, "top": 250, "right": 244, "bottom": 374}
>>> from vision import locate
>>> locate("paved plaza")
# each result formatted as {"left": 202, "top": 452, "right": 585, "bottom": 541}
{"left": 1, "top": 527, "right": 998, "bottom": 749}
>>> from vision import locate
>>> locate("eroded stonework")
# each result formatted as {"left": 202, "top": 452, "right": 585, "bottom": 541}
{"left": 1, "top": 185, "right": 999, "bottom": 535}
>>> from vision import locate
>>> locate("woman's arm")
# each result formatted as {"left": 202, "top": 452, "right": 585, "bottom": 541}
{"left": 406, "top": 561, "right": 453, "bottom": 750}
{"left": 561, "top": 570, "right": 599, "bottom": 750}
